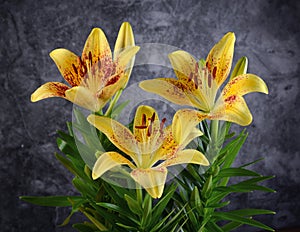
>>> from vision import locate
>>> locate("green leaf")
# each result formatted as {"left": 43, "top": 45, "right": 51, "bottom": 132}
{"left": 73, "top": 223, "right": 98, "bottom": 232}
{"left": 222, "top": 221, "right": 242, "bottom": 232}
{"left": 228, "top": 208, "right": 275, "bottom": 216}
{"left": 19, "top": 195, "right": 83, "bottom": 207}
{"left": 202, "top": 175, "right": 213, "bottom": 198}
{"left": 151, "top": 184, "right": 176, "bottom": 223}
{"left": 125, "top": 194, "right": 142, "bottom": 216}
{"left": 111, "top": 100, "right": 130, "bottom": 119}
{"left": 213, "top": 211, "right": 274, "bottom": 231}
{"left": 216, "top": 167, "right": 261, "bottom": 179}
{"left": 205, "top": 221, "right": 224, "bottom": 232}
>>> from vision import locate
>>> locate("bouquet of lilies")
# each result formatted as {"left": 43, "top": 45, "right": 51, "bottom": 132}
{"left": 21, "top": 22, "right": 275, "bottom": 231}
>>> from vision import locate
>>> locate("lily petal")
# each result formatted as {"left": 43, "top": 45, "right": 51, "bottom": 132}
{"left": 139, "top": 78, "right": 195, "bottom": 107}
{"left": 50, "top": 49, "right": 82, "bottom": 87}
{"left": 159, "top": 149, "right": 209, "bottom": 167}
{"left": 172, "top": 109, "right": 206, "bottom": 146}
{"left": 206, "top": 32, "right": 235, "bottom": 87}
{"left": 92, "top": 151, "right": 136, "bottom": 180}
{"left": 87, "top": 115, "right": 139, "bottom": 163}
{"left": 65, "top": 86, "right": 102, "bottom": 112}
{"left": 211, "top": 95, "right": 253, "bottom": 126}
{"left": 222, "top": 74, "right": 269, "bottom": 98}
{"left": 131, "top": 167, "right": 167, "bottom": 199}
{"left": 82, "top": 28, "right": 113, "bottom": 68}
{"left": 168, "top": 50, "right": 198, "bottom": 81}
{"left": 114, "top": 46, "right": 140, "bottom": 77}
{"left": 114, "top": 22, "right": 135, "bottom": 61}
{"left": 31, "top": 82, "right": 70, "bottom": 102}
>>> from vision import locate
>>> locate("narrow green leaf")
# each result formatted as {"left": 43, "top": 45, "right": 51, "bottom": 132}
{"left": 222, "top": 221, "right": 242, "bottom": 232}
{"left": 19, "top": 195, "right": 83, "bottom": 207}
{"left": 213, "top": 212, "right": 274, "bottom": 231}
{"left": 228, "top": 208, "right": 275, "bottom": 216}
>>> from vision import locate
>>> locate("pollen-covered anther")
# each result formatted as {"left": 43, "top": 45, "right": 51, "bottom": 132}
{"left": 212, "top": 67, "right": 217, "bottom": 79}
{"left": 135, "top": 114, "right": 147, "bottom": 129}
{"left": 160, "top": 118, "right": 166, "bottom": 134}
{"left": 88, "top": 51, "right": 93, "bottom": 66}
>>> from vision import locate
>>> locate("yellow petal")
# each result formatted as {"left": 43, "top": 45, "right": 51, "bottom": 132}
{"left": 172, "top": 109, "right": 206, "bottom": 146}
{"left": 211, "top": 95, "right": 253, "bottom": 126}
{"left": 65, "top": 86, "right": 102, "bottom": 112}
{"left": 114, "top": 22, "right": 135, "bottom": 61}
{"left": 87, "top": 115, "right": 139, "bottom": 163}
{"left": 130, "top": 167, "right": 167, "bottom": 199}
{"left": 50, "top": 49, "right": 82, "bottom": 87}
{"left": 206, "top": 32, "right": 235, "bottom": 87}
{"left": 168, "top": 50, "right": 198, "bottom": 81}
{"left": 139, "top": 78, "right": 195, "bottom": 107}
{"left": 82, "top": 28, "right": 112, "bottom": 68}
{"left": 159, "top": 149, "right": 209, "bottom": 167}
{"left": 31, "top": 82, "right": 70, "bottom": 102}
{"left": 222, "top": 74, "right": 269, "bottom": 98}
{"left": 114, "top": 46, "right": 140, "bottom": 76}
{"left": 92, "top": 152, "right": 136, "bottom": 180}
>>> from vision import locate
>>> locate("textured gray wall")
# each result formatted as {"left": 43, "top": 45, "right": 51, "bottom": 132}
{"left": 0, "top": 0, "right": 299, "bottom": 231}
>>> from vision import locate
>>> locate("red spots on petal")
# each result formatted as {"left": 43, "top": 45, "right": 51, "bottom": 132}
{"left": 225, "top": 95, "right": 236, "bottom": 103}
{"left": 106, "top": 75, "right": 120, "bottom": 86}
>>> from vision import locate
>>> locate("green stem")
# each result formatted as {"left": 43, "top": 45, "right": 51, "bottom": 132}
{"left": 210, "top": 120, "right": 219, "bottom": 147}
{"left": 104, "top": 89, "right": 123, "bottom": 117}
{"left": 136, "top": 185, "right": 143, "bottom": 205}
{"left": 207, "top": 120, "right": 219, "bottom": 162}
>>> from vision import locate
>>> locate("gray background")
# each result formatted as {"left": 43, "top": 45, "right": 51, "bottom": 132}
{"left": 0, "top": 0, "right": 299, "bottom": 231}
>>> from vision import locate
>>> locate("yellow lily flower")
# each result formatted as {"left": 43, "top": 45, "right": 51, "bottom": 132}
{"left": 87, "top": 105, "right": 209, "bottom": 198}
{"left": 31, "top": 22, "right": 140, "bottom": 112}
{"left": 139, "top": 32, "right": 268, "bottom": 126}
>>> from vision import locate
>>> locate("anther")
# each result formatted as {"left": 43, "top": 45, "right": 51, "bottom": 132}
{"left": 72, "top": 64, "right": 78, "bottom": 75}
{"left": 160, "top": 118, "right": 166, "bottom": 133}
{"left": 208, "top": 73, "right": 212, "bottom": 88}
{"left": 89, "top": 51, "right": 93, "bottom": 66}
{"left": 212, "top": 67, "right": 217, "bottom": 79}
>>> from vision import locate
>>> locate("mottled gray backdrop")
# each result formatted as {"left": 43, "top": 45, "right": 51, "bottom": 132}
{"left": 0, "top": 0, "right": 299, "bottom": 231}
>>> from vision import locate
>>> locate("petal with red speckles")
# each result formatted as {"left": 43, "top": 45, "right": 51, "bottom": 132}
{"left": 211, "top": 95, "right": 253, "bottom": 126}
{"left": 130, "top": 167, "right": 168, "bottom": 199}
{"left": 92, "top": 151, "right": 136, "bottom": 180}
{"left": 31, "top": 82, "right": 70, "bottom": 102}
{"left": 168, "top": 50, "right": 198, "bottom": 81}
{"left": 82, "top": 28, "right": 112, "bottom": 68}
{"left": 206, "top": 32, "right": 235, "bottom": 87}
{"left": 158, "top": 149, "right": 209, "bottom": 167}
{"left": 222, "top": 74, "right": 269, "bottom": 98}
{"left": 87, "top": 114, "right": 139, "bottom": 164}
{"left": 139, "top": 78, "right": 195, "bottom": 107}
{"left": 50, "top": 49, "right": 82, "bottom": 87}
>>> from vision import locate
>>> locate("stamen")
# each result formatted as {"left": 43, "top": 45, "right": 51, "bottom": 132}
{"left": 135, "top": 125, "right": 147, "bottom": 129}
{"left": 142, "top": 114, "right": 146, "bottom": 126}
{"left": 147, "top": 122, "right": 152, "bottom": 137}
{"left": 72, "top": 64, "right": 78, "bottom": 75}
{"left": 188, "top": 72, "right": 193, "bottom": 82}
{"left": 150, "top": 113, "right": 155, "bottom": 122}
{"left": 212, "top": 67, "right": 217, "bottom": 79}
{"left": 195, "top": 62, "right": 199, "bottom": 73}
{"left": 160, "top": 118, "right": 166, "bottom": 133}
{"left": 208, "top": 73, "right": 212, "bottom": 88}
{"left": 89, "top": 51, "right": 93, "bottom": 66}
{"left": 193, "top": 74, "right": 198, "bottom": 89}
